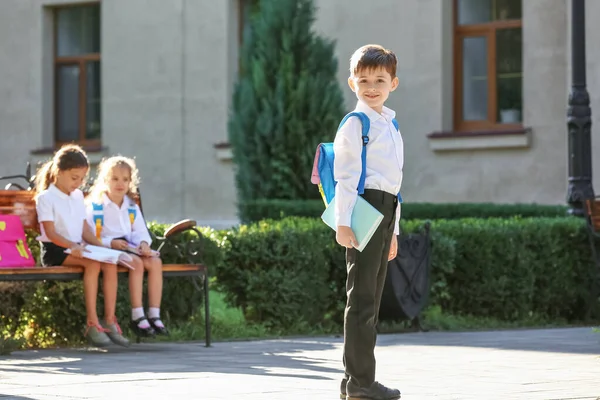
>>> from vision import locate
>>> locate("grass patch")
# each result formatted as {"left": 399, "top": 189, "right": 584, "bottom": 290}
{"left": 163, "top": 291, "right": 582, "bottom": 345}
{"left": 160, "top": 290, "right": 270, "bottom": 342}
{"left": 161, "top": 289, "right": 342, "bottom": 343}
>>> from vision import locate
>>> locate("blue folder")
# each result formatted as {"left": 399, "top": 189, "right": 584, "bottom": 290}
{"left": 321, "top": 196, "right": 384, "bottom": 252}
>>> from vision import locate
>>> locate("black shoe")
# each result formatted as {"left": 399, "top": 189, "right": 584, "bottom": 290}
{"left": 148, "top": 317, "right": 169, "bottom": 336}
{"left": 346, "top": 381, "right": 401, "bottom": 400}
{"left": 130, "top": 317, "right": 156, "bottom": 338}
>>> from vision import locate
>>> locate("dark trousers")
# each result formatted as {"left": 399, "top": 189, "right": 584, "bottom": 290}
{"left": 343, "top": 189, "right": 398, "bottom": 389}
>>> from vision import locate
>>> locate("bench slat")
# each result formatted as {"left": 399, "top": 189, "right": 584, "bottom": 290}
{"left": 0, "top": 264, "right": 205, "bottom": 275}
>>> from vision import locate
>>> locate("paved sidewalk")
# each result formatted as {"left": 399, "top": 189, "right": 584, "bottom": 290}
{"left": 0, "top": 327, "right": 599, "bottom": 399}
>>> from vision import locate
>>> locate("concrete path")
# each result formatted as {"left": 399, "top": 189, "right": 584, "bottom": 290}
{"left": 1, "top": 327, "right": 599, "bottom": 399}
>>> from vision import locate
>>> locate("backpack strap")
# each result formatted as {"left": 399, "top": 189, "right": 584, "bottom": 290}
{"left": 337, "top": 112, "right": 404, "bottom": 203}
{"left": 91, "top": 202, "right": 104, "bottom": 240}
{"left": 338, "top": 112, "right": 370, "bottom": 195}
{"left": 128, "top": 206, "right": 137, "bottom": 226}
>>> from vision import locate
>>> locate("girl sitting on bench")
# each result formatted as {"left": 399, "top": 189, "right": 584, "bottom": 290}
{"left": 34, "top": 144, "right": 129, "bottom": 347}
{"left": 86, "top": 156, "right": 168, "bottom": 339}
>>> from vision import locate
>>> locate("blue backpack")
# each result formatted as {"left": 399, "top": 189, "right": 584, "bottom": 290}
{"left": 310, "top": 111, "right": 403, "bottom": 206}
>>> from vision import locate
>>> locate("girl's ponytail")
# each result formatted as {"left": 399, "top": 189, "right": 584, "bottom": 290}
{"left": 34, "top": 159, "right": 54, "bottom": 198}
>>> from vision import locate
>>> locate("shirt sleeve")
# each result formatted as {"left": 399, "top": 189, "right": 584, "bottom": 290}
{"left": 394, "top": 203, "right": 401, "bottom": 236}
{"left": 36, "top": 192, "right": 54, "bottom": 222}
{"left": 130, "top": 205, "right": 152, "bottom": 246}
{"left": 333, "top": 117, "right": 363, "bottom": 227}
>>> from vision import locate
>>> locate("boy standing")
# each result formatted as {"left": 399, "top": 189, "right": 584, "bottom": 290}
{"left": 334, "top": 44, "right": 403, "bottom": 400}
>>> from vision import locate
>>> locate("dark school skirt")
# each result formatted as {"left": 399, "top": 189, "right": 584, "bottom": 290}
{"left": 40, "top": 242, "right": 69, "bottom": 267}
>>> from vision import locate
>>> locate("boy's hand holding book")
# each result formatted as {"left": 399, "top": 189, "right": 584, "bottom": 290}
{"left": 337, "top": 226, "right": 358, "bottom": 249}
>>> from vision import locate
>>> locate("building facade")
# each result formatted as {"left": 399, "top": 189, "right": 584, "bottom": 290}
{"left": 0, "top": 0, "right": 597, "bottom": 227}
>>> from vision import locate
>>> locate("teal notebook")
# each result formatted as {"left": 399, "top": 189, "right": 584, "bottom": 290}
{"left": 321, "top": 196, "right": 384, "bottom": 252}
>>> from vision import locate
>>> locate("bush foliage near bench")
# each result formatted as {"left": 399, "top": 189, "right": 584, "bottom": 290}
{"left": 2, "top": 215, "right": 597, "bottom": 349}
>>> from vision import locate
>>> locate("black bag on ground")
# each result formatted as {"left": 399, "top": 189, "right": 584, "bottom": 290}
{"left": 378, "top": 222, "right": 432, "bottom": 323}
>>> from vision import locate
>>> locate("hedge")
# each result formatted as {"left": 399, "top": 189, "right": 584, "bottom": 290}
{"left": 238, "top": 199, "right": 571, "bottom": 223}
{"left": 214, "top": 216, "right": 598, "bottom": 330}
{"left": 2, "top": 215, "right": 598, "bottom": 349}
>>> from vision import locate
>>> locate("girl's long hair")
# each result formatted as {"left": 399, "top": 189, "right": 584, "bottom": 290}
{"left": 88, "top": 156, "right": 140, "bottom": 203}
{"left": 34, "top": 144, "right": 89, "bottom": 198}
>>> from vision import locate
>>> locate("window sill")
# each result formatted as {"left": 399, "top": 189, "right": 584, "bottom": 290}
{"left": 214, "top": 142, "right": 232, "bottom": 161}
{"left": 426, "top": 127, "right": 531, "bottom": 152}
{"left": 30, "top": 146, "right": 109, "bottom": 166}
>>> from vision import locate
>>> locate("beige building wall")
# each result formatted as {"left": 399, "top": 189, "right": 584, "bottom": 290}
{"left": 315, "top": 0, "right": 572, "bottom": 205}
{"left": 1, "top": 0, "right": 599, "bottom": 229}
{"left": 101, "top": 0, "right": 237, "bottom": 227}
{"left": 0, "top": 0, "right": 239, "bottom": 227}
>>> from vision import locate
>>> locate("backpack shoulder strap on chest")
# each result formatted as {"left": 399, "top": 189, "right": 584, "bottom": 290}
{"left": 127, "top": 205, "right": 137, "bottom": 226}
{"left": 91, "top": 202, "right": 104, "bottom": 239}
{"left": 338, "top": 111, "right": 370, "bottom": 194}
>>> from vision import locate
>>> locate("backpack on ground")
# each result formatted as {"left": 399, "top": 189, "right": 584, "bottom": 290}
{"left": 310, "top": 112, "right": 402, "bottom": 205}
{"left": 0, "top": 214, "right": 35, "bottom": 268}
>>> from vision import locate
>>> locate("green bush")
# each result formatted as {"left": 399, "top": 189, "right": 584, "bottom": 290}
{"left": 239, "top": 199, "right": 571, "bottom": 223}
{"left": 403, "top": 203, "right": 570, "bottom": 220}
{"left": 215, "top": 216, "right": 599, "bottom": 329}
{"left": 2, "top": 215, "right": 597, "bottom": 350}
{"left": 215, "top": 218, "right": 334, "bottom": 330}
{"left": 239, "top": 199, "right": 324, "bottom": 223}
{"left": 228, "top": 0, "right": 345, "bottom": 205}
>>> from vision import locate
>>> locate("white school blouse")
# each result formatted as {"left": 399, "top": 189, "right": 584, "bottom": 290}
{"left": 85, "top": 193, "right": 152, "bottom": 248}
{"left": 333, "top": 100, "right": 404, "bottom": 235}
{"left": 36, "top": 184, "right": 87, "bottom": 244}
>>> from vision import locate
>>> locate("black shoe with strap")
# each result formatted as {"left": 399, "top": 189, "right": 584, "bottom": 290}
{"left": 346, "top": 381, "right": 401, "bottom": 400}
{"left": 129, "top": 317, "right": 156, "bottom": 338}
{"left": 148, "top": 317, "right": 169, "bottom": 336}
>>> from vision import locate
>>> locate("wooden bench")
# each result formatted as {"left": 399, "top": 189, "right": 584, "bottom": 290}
{"left": 0, "top": 178, "right": 211, "bottom": 347}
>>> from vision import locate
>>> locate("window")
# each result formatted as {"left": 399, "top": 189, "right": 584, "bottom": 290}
{"left": 454, "top": 0, "right": 522, "bottom": 131}
{"left": 238, "top": 0, "right": 259, "bottom": 46}
{"left": 54, "top": 4, "right": 101, "bottom": 146}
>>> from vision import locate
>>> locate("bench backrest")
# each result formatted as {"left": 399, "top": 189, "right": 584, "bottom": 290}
{"left": 586, "top": 198, "right": 600, "bottom": 231}
{"left": 0, "top": 189, "right": 142, "bottom": 232}
{"left": 0, "top": 190, "right": 38, "bottom": 230}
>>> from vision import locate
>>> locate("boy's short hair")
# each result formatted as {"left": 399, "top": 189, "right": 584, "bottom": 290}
{"left": 350, "top": 44, "right": 397, "bottom": 78}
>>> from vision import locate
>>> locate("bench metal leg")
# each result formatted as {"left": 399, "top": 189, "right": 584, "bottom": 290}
{"left": 203, "top": 272, "right": 211, "bottom": 347}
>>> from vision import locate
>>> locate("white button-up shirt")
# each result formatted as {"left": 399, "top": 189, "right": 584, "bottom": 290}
{"left": 85, "top": 194, "right": 152, "bottom": 247}
{"left": 36, "top": 184, "right": 87, "bottom": 243}
{"left": 333, "top": 101, "right": 404, "bottom": 235}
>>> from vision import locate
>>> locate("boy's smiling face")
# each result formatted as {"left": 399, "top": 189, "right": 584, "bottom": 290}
{"left": 348, "top": 67, "right": 399, "bottom": 113}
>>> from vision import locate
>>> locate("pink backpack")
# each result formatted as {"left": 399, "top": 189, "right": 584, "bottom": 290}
{"left": 0, "top": 214, "right": 35, "bottom": 268}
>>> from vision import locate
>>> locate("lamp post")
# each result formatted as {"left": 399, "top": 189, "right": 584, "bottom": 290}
{"left": 567, "top": 0, "right": 594, "bottom": 216}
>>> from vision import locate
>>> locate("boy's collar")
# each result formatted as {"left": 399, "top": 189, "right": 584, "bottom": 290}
{"left": 355, "top": 101, "right": 396, "bottom": 121}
